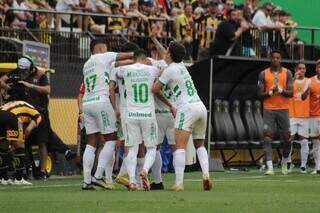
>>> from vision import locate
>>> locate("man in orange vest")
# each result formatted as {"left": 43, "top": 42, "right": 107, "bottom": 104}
{"left": 286, "top": 63, "right": 311, "bottom": 174}
{"left": 309, "top": 60, "right": 320, "bottom": 174}
{"left": 257, "top": 50, "right": 293, "bottom": 175}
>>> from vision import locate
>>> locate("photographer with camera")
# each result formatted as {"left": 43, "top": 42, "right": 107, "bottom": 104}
{"left": 0, "top": 56, "right": 75, "bottom": 179}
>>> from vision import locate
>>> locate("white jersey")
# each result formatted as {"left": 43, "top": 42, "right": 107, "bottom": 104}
{"left": 117, "top": 63, "right": 160, "bottom": 120}
{"left": 158, "top": 62, "right": 201, "bottom": 108}
{"left": 148, "top": 58, "right": 174, "bottom": 115}
{"left": 82, "top": 52, "right": 118, "bottom": 104}
{"left": 110, "top": 63, "right": 126, "bottom": 109}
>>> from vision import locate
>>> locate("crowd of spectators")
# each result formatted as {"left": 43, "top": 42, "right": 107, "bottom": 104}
{"left": 0, "top": 0, "right": 301, "bottom": 60}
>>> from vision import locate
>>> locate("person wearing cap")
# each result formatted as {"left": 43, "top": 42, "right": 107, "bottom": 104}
{"left": 0, "top": 56, "right": 77, "bottom": 180}
{"left": 0, "top": 56, "right": 51, "bottom": 179}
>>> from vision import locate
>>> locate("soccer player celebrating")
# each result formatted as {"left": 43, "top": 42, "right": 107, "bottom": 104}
{"left": 257, "top": 50, "right": 293, "bottom": 175}
{"left": 287, "top": 63, "right": 311, "bottom": 173}
{"left": 81, "top": 39, "right": 133, "bottom": 190}
{"left": 309, "top": 60, "right": 320, "bottom": 174}
{"left": 147, "top": 37, "right": 175, "bottom": 190}
{"left": 109, "top": 42, "right": 140, "bottom": 188}
{"left": 116, "top": 49, "right": 173, "bottom": 191}
{"left": 152, "top": 41, "right": 212, "bottom": 191}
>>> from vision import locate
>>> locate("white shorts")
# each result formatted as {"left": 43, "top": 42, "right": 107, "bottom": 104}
{"left": 290, "top": 118, "right": 309, "bottom": 138}
{"left": 309, "top": 117, "right": 320, "bottom": 137}
{"left": 83, "top": 101, "right": 117, "bottom": 135}
{"left": 175, "top": 102, "right": 207, "bottom": 140}
{"left": 125, "top": 118, "right": 158, "bottom": 147}
{"left": 156, "top": 114, "right": 175, "bottom": 145}
{"left": 117, "top": 107, "right": 127, "bottom": 141}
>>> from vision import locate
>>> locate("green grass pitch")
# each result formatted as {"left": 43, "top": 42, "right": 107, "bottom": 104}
{"left": 0, "top": 169, "right": 320, "bottom": 213}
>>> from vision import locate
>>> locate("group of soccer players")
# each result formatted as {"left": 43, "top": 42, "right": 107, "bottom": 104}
{"left": 80, "top": 38, "right": 212, "bottom": 191}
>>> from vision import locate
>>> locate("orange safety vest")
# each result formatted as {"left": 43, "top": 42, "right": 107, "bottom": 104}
{"left": 309, "top": 75, "right": 320, "bottom": 117}
{"left": 263, "top": 67, "right": 290, "bottom": 110}
{"left": 288, "top": 78, "right": 310, "bottom": 118}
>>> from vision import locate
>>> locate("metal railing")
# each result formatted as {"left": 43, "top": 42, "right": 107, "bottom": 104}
{"left": 8, "top": 8, "right": 175, "bottom": 36}
{"left": 232, "top": 27, "right": 320, "bottom": 61}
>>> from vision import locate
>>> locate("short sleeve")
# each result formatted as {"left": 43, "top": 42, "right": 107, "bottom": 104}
{"left": 116, "top": 66, "right": 126, "bottom": 78}
{"left": 151, "top": 59, "right": 167, "bottom": 71}
{"left": 158, "top": 67, "right": 172, "bottom": 85}
{"left": 151, "top": 66, "right": 161, "bottom": 79}
{"left": 101, "top": 52, "right": 118, "bottom": 67}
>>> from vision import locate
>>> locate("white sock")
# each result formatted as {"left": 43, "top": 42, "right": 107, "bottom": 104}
{"left": 152, "top": 150, "right": 163, "bottom": 183}
{"left": 118, "top": 161, "right": 127, "bottom": 176}
{"left": 94, "top": 141, "right": 116, "bottom": 180}
{"left": 300, "top": 139, "right": 309, "bottom": 168}
{"left": 136, "top": 157, "right": 145, "bottom": 186}
{"left": 174, "top": 149, "right": 185, "bottom": 186}
{"left": 266, "top": 160, "right": 273, "bottom": 170}
{"left": 143, "top": 147, "right": 156, "bottom": 173}
{"left": 196, "top": 146, "right": 209, "bottom": 177}
{"left": 125, "top": 144, "right": 139, "bottom": 184}
{"left": 313, "top": 140, "right": 320, "bottom": 170}
{"left": 83, "top": 145, "right": 96, "bottom": 184}
{"left": 104, "top": 151, "right": 115, "bottom": 183}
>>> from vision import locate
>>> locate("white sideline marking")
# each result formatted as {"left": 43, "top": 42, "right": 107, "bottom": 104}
{"left": 0, "top": 183, "right": 81, "bottom": 190}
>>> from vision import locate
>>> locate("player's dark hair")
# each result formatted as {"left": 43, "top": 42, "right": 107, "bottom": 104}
{"left": 270, "top": 49, "right": 282, "bottom": 57}
{"left": 121, "top": 42, "right": 140, "bottom": 52}
{"left": 90, "top": 39, "right": 105, "bottom": 53}
{"left": 168, "top": 42, "right": 186, "bottom": 63}
{"left": 134, "top": 49, "right": 147, "bottom": 60}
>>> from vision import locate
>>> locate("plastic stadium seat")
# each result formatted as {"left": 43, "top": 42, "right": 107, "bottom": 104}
{"left": 212, "top": 99, "right": 226, "bottom": 147}
{"left": 253, "top": 100, "right": 264, "bottom": 140}
{"left": 231, "top": 100, "right": 248, "bottom": 147}
{"left": 221, "top": 101, "right": 237, "bottom": 146}
{"left": 242, "top": 100, "right": 260, "bottom": 146}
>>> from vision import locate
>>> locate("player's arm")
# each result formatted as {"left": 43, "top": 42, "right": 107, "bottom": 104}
{"left": 257, "top": 71, "right": 271, "bottom": 99}
{"left": 116, "top": 52, "right": 134, "bottom": 61}
{"left": 280, "top": 70, "right": 293, "bottom": 98}
{"left": 78, "top": 83, "right": 85, "bottom": 115}
{"left": 114, "top": 59, "right": 134, "bottom": 67}
{"left": 109, "top": 80, "right": 120, "bottom": 119}
{"left": 150, "top": 31, "right": 166, "bottom": 59}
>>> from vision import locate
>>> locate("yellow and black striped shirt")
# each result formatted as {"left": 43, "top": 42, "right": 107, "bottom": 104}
{"left": 0, "top": 101, "right": 42, "bottom": 126}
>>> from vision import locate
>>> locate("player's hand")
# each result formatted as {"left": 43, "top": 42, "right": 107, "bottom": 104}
{"left": 170, "top": 106, "right": 177, "bottom": 118}
{"left": 18, "top": 81, "right": 33, "bottom": 88}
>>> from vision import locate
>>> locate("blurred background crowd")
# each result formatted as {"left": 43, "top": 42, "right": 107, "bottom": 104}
{"left": 0, "top": 0, "right": 302, "bottom": 60}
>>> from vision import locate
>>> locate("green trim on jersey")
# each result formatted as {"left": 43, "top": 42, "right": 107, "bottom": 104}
{"left": 178, "top": 112, "right": 185, "bottom": 129}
